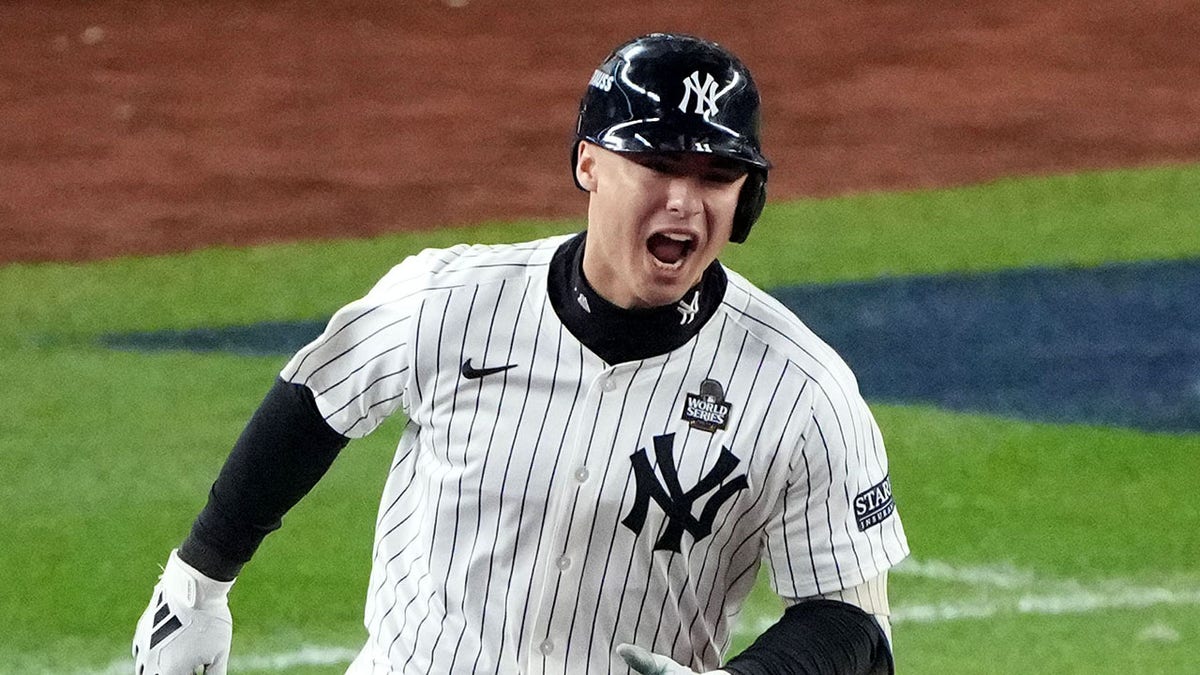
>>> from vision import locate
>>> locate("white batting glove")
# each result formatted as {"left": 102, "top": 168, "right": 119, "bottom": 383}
{"left": 132, "top": 549, "right": 235, "bottom": 675}
{"left": 616, "top": 643, "right": 728, "bottom": 675}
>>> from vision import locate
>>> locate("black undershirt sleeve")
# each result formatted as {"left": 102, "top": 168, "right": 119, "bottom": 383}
{"left": 723, "top": 599, "right": 894, "bottom": 675}
{"left": 178, "top": 377, "right": 350, "bottom": 581}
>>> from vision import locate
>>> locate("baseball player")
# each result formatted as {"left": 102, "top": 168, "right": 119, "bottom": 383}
{"left": 133, "top": 33, "right": 908, "bottom": 674}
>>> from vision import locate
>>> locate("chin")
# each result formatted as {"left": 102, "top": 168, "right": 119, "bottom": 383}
{"left": 636, "top": 279, "right": 692, "bottom": 308}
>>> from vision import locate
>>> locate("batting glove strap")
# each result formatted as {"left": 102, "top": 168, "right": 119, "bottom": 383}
{"left": 162, "top": 549, "right": 235, "bottom": 610}
{"left": 132, "top": 550, "right": 235, "bottom": 675}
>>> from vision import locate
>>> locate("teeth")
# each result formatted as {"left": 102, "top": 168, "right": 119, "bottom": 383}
{"left": 664, "top": 233, "right": 692, "bottom": 242}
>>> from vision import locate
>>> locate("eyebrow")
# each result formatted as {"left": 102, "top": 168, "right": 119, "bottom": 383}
{"left": 635, "top": 154, "right": 747, "bottom": 175}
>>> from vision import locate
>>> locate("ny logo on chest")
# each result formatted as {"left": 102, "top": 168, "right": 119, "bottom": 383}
{"left": 621, "top": 433, "right": 749, "bottom": 552}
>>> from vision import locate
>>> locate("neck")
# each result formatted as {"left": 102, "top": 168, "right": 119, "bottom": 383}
{"left": 546, "top": 233, "right": 726, "bottom": 364}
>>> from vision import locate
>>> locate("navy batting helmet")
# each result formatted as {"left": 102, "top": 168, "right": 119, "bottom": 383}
{"left": 572, "top": 33, "right": 770, "bottom": 243}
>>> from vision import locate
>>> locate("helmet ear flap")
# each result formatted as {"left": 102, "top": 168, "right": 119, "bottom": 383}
{"left": 730, "top": 169, "right": 767, "bottom": 243}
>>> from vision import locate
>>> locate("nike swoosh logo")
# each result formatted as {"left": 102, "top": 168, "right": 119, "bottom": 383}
{"left": 461, "top": 359, "right": 517, "bottom": 380}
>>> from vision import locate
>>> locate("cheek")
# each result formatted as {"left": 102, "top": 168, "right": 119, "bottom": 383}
{"left": 607, "top": 171, "right": 647, "bottom": 209}
{"left": 708, "top": 189, "right": 742, "bottom": 223}
{"left": 620, "top": 191, "right": 664, "bottom": 235}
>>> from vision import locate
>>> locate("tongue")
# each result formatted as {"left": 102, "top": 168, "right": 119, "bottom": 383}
{"left": 648, "top": 234, "right": 687, "bottom": 264}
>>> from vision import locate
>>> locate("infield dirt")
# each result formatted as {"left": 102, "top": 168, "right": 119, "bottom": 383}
{"left": 2, "top": 0, "right": 1199, "bottom": 263}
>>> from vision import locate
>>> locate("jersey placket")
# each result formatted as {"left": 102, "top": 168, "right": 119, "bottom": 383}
{"left": 524, "top": 362, "right": 632, "bottom": 674}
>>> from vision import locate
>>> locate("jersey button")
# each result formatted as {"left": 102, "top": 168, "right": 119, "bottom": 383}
{"left": 556, "top": 556, "right": 571, "bottom": 570}
{"left": 602, "top": 377, "right": 617, "bottom": 392}
{"left": 539, "top": 639, "right": 555, "bottom": 655}
{"left": 574, "top": 467, "right": 589, "bottom": 482}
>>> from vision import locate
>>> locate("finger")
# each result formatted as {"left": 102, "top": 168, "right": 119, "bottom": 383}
{"left": 616, "top": 643, "right": 669, "bottom": 675}
{"left": 204, "top": 651, "right": 228, "bottom": 675}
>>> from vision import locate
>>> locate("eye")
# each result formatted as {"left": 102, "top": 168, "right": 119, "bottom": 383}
{"left": 635, "top": 156, "right": 677, "bottom": 175}
{"left": 630, "top": 154, "right": 747, "bottom": 183}
{"left": 702, "top": 168, "right": 747, "bottom": 184}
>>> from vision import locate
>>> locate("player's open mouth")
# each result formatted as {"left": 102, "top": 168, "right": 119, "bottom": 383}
{"left": 647, "top": 232, "right": 697, "bottom": 268}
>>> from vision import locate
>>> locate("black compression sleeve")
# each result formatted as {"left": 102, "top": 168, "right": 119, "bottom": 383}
{"left": 723, "top": 599, "right": 893, "bottom": 675}
{"left": 178, "top": 377, "right": 350, "bottom": 581}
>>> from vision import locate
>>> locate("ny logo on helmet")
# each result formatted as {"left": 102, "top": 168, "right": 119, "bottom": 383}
{"left": 622, "top": 433, "right": 749, "bottom": 552}
{"left": 678, "top": 71, "right": 726, "bottom": 119}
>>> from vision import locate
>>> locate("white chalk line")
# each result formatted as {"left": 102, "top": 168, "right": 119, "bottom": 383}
{"left": 55, "top": 559, "right": 1200, "bottom": 674}
{"left": 76, "top": 645, "right": 358, "bottom": 675}
{"left": 891, "top": 556, "right": 1036, "bottom": 589}
{"left": 892, "top": 585, "right": 1200, "bottom": 625}
{"left": 890, "top": 557, "right": 1200, "bottom": 625}
{"left": 747, "top": 557, "right": 1200, "bottom": 632}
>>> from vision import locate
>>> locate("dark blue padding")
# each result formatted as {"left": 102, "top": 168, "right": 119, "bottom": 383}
{"left": 772, "top": 258, "right": 1200, "bottom": 433}
{"left": 100, "top": 258, "right": 1200, "bottom": 432}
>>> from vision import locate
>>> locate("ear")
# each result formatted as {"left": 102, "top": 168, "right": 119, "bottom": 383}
{"left": 575, "top": 141, "right": 598, "bottom": 192}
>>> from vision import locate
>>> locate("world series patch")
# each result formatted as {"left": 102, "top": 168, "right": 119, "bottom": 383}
{"left": 854, "top": 475, "right": 895, "bottom": 531}
{"left": 682, "top": 379, "right": 733, "bottom": 432}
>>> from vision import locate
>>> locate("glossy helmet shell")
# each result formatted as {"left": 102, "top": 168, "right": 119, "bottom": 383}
{"left": 572, "top": 33, "right": 770, "bottom": 243}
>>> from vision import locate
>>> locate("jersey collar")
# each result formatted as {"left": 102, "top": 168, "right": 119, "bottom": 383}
{"left": 547, "top": 232, "right": 726, "bottom": 364}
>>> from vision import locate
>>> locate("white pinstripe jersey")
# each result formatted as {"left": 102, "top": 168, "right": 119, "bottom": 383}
{"left": 281, "top": 235, "right": 909, "bottom": 674}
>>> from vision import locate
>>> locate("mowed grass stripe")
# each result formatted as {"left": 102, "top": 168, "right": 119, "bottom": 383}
{"left": 8, "top": 558, "right": 1200, "bottom": 673}
{"left": 41, "top": 565, "right": 1200, "bottom": 675}
{"left": 2, "top": 163, "right": 1199, "bottom": 342}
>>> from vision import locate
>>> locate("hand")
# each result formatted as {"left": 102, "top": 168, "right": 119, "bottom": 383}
{"left": 616, "top": 643, "right": 728, "bottom": 675}
{"left": 132, "top": 549, "right": 235, "bottom": 675}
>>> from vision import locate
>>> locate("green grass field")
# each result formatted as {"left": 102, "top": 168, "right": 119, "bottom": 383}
{"left": 2, "top": 163, "right": 1199, "bottom": 673}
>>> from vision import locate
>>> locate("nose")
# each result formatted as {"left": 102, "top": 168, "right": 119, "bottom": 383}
{"left": 664, "top": 176, "right": 703, "bottom": 219}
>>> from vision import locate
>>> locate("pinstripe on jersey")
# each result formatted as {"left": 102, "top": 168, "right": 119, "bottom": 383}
{"left": 281, "top": 235, "right": 908, "bottom": 674}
